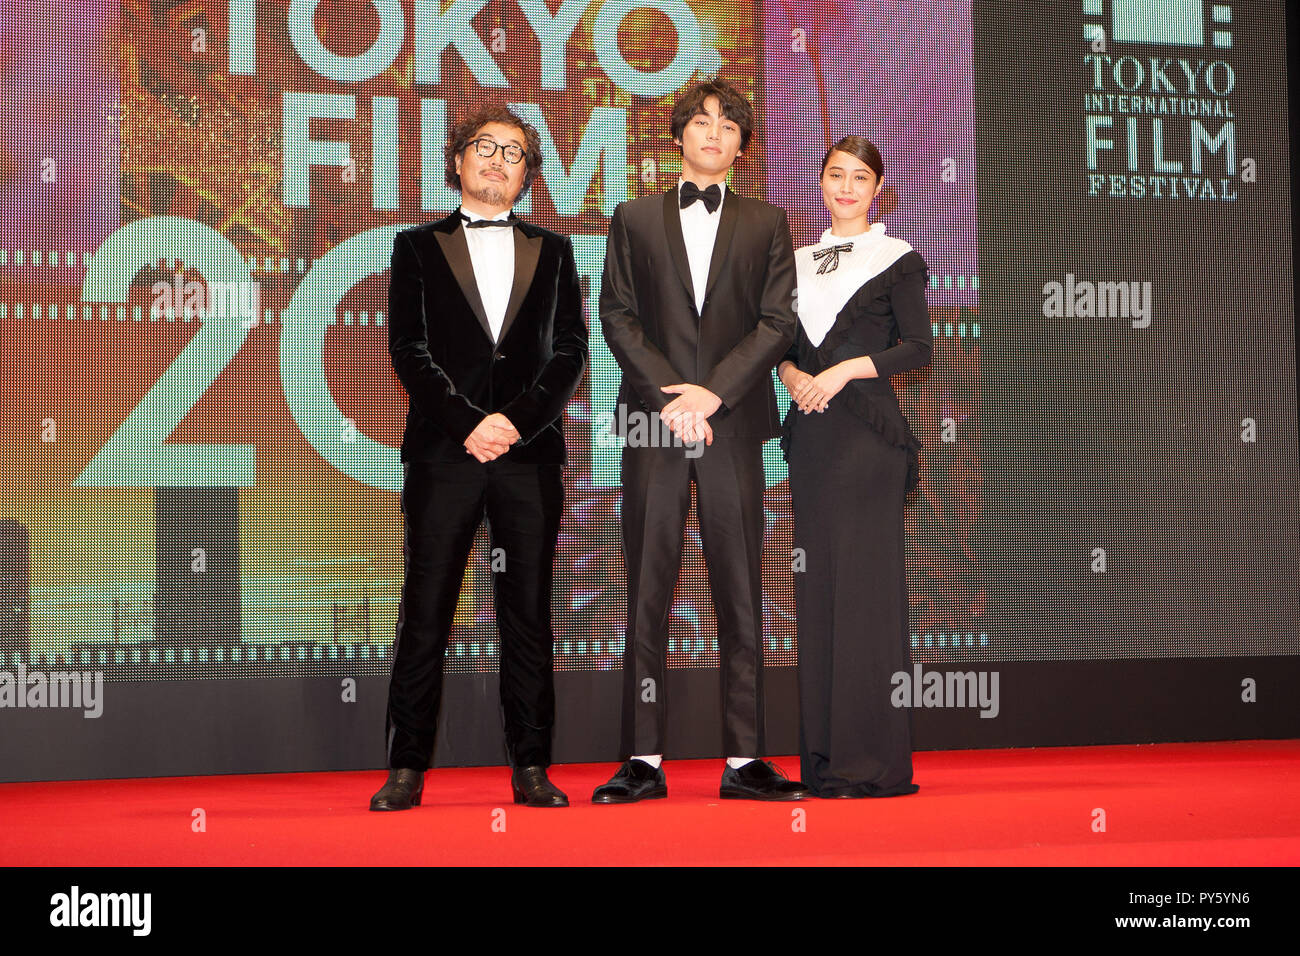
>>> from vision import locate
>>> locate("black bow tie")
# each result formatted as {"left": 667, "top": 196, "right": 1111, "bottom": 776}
{"left": 812, "top": 242, "right": 853, "bottom": 274}
{"left": 460, "top": 212, "right": 518, "bottom": 229}
{"left": 679, "top": 182, "right": 722, "bottom": 213}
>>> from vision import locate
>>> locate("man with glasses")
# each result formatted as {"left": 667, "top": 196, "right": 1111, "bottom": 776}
{"left": 371, "top": 105, "right": 588, "bottom": 811}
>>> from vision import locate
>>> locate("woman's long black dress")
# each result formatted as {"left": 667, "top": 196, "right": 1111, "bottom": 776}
{"left": 781, "top": 223, "right": 932, "bottom": 797}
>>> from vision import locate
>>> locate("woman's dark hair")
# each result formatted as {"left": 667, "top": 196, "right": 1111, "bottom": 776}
{"left": 670, "top": 78, "right": 755, "bottom": 151}
{"left": 445, "top": 104, "right": 544, "bottom": 196}
{"left": 821, "top": 135, "right": 884, "bottom": 182}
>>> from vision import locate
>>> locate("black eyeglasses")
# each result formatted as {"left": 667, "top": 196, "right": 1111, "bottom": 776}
{"left": 468, "top": 138, "right": 526, "bottom": 164}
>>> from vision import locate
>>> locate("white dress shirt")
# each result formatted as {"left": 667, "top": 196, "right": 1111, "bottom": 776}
{"left": 677, "top": 178, "right": 726, "bottom": 313}
{"left": 461, "top": 207, "right": 515, "bottom": 342}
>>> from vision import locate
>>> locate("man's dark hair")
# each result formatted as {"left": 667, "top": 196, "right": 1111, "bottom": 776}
{"left": 444, "top": 104, "right": 544, "bottom": 196}
{"left": 670, "top": 78, "right": 755, "bottom": 152}
{"left": 821, "top": 135, "right": 884, "bottom": 182}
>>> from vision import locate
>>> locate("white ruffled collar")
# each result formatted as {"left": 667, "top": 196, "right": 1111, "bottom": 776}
{"left": 817, "top": 221, "right": 886, "bottom": 245}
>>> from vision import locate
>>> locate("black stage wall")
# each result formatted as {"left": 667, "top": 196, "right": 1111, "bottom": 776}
{"left": 2, "top": 660, "right": 1298, "bottom": 781}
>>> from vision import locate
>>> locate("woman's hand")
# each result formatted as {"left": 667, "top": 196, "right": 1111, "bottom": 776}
{"left": 780, "top": 361, "right": 820, "bottom": 414}
{"left": 795, "top": 363, "right": 850, "bottom": 413}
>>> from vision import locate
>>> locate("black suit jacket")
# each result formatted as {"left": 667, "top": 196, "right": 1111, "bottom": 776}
{"left": 599, "top": 187, "right": 797, "bottom": 440}
{"left": 388, "top": 212, "right": 588, "bottom": 464}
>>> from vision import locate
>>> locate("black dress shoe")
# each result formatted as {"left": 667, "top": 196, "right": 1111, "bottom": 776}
{"left": 719, "top": 760, "right": 810, "bottom": 801}
{"left": 592, "top": 759, "right": 667, "bottom": 804}
{"left": 512, "top": 766, "right": 569, "bottom": 807}
{"left": 818, "top": 788, "right": 865, "bottom": 799}
{"left": 369, "top": 768, "right": 424, "bottom": 811}
{"left": 818, "top": 782, "right": 920, "bottom": 799}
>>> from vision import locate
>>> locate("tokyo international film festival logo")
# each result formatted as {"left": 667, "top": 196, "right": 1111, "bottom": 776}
{"left": 1081, "top": 0, "right": 1251, "bottom": 201}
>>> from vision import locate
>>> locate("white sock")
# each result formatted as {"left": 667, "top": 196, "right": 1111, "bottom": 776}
{"left": 630, "top": 754, "right": 662, "bottom": 769}
{"left": 726, "top": 757, "right": 756, "bottom": 769}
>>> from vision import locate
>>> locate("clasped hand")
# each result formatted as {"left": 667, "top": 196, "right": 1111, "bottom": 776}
{"left": 784, "top": 363, "right": 850, "bottom": 414}
{"left": 464, "top": 413, "right": 521, "bottom": 462}
{"left": 660, "top": 383, "right": 720, "bottom": 446}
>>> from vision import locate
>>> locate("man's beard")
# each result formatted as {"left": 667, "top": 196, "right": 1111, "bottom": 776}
{"left": 466, "top": 181, "right": 508, "bottom": 207}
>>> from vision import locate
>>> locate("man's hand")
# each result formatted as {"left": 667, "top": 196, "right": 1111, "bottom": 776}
{"left": 464, "top": 413, "right": 520, "bottom": 462}
{"left": 681, "top": 415, "right": 714, "bottom": 447}
{"left": 660, "top": 383, "right": 722, "bottom": 441}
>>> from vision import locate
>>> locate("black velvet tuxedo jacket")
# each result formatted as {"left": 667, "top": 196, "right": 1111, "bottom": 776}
{"left": 388, "top": 212, "right": 588, "bottom": 464}
{"left": 599, "top": 186, "right": 797, "bottom": 440}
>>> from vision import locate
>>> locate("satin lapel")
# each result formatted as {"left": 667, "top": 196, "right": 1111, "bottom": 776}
{"left": 661, "top": 188, "right": 695, "bottom": 307}
{"left": 433, "top": 226, "right": 494, "bottom": 343}
{"left": 703, "top": 187, "right": 740, "bottom": 304}
{"left": 498, "top": 228, "right": 542, "bottom": 345}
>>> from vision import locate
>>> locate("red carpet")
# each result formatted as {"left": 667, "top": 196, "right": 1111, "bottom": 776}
{"left": 2, "top": 740, "right": 1297, "bottom": 866}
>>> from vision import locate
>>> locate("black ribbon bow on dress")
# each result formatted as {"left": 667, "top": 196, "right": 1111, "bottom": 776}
{"left": 679, "top": 182, "right": 722, "bottom": 213}
{"left": 460, "top": 212, "right": 519, "bottom": 229}
{"left": 812, "top": 242, "right": 853, "bottom": 274}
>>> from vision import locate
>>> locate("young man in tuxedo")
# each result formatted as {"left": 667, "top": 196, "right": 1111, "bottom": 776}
{"left": 370, "top": 105, "right": 588, "bottom": 810}
{"left": 594, "top": 79, "right": 807, "bottom": 802}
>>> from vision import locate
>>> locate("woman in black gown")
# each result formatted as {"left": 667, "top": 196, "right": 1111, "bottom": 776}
{"left": 778, "top": 136, "right": 932, "bottom": 798}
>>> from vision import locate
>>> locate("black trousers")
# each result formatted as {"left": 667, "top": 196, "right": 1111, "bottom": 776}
{"left": 618, "top": 437, "right": 767, "bottom": 758}
{"left": 385, "top": 459, "right": 564, "bottom": 770}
